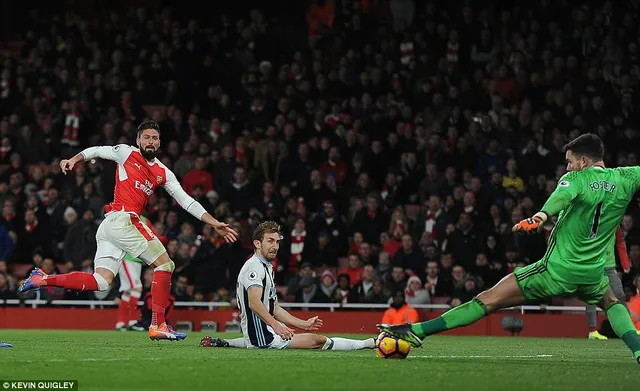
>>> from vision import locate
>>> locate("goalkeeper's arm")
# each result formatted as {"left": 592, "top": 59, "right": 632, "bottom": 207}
{"left": 534, "top": 179, "right": 579, "bottom": 224}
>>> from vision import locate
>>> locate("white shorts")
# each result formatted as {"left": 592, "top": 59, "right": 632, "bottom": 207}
{"left": 94, "top": 212, "right": 165, "bottom": 275}
{"left": 118, "top": 260, "right": 143, "bottom": 292}
{"left": 246, "top": 323, "right": 292, "bottom": 349}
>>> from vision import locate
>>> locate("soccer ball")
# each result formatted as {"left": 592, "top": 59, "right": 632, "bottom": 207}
{"left": 375, "top": 332, "right": 411, "bottom": 359}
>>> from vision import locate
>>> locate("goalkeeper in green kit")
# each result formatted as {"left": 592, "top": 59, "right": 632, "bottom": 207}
{"left": 378, "top": 134, "right": 640, "bottom": 363}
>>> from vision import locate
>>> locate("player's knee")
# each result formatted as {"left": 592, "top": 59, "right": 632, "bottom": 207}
{"left": 154, "top": 260, "right": 175, "bottom": 273}
{"left": 476, "top": 290, "right": 497, "bottom": 312}
{"left": 315, "top": 335, "right": 328, "bottom": 349}
{"left": 93, "top": 273, "right": 110, "bottom": 292}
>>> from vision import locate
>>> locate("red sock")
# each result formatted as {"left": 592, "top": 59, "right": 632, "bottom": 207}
{"left": 151, "top": 271, "right": 171, "bottom": 327}
{"left": 46, "top": 272, "right": 98, "bottom": 291}
{"left": 128, "top": 295, "right": 140, "bottom": 324}
{"left": 117, "top": 296, "right": 129, "bottom": 325}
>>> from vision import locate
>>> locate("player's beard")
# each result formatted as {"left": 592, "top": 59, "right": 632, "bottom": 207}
{"left": 260, "top": 248, "right": 276, "bottom": 261}
{"left": 140, "top": 146, "right": 157, "bottom": 161}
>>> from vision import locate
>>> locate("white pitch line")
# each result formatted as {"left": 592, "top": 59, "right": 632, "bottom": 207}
{"left": 411, "top": 354, "right": 553, "bottom": 359}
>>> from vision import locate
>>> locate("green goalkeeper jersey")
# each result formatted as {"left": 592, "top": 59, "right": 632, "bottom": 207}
{"left": 541, "top": 166, "right": 640, "bottom": 284}
{"left": 122, "top": 215, "right": 152, "bottom": 264}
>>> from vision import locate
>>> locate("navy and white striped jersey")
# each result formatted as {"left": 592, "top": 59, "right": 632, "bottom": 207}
{"left": 236, "top": 253, "right": 277, "bottom": 347}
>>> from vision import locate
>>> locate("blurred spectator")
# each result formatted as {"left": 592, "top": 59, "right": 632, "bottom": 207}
{"left": 424, "top": 260, "right": 449, "bottom": 297}
{"left": 183, "top": 157, "right": 213, "bottom": 195}
{"left": 0, "top": 272, "right": 16, "bottom": 299}
{"left": 302, "top": 230, "right": 338, "bottom": 268}
{"left": 365, "top": 278, "right": 389, "bottom": 304}
{"left": 286, "top": 262, "right": 314, "bottom": 296}
{"left": 333, "top": 273, "right": 351, "bottom": 304}
{"left": 318, "top": 270, "right": 337, "bottom": 301}
{"left": 349, "top": 264, "right": 375, "bottom": 303}
{"left": 381, "top": 290, "right": 419, "bottom": 325}
{"left": 405, "top": 275, "right": 431, "bottom": 306}
{"left": 63, "top": 209, "right": 97, "bottom": 270}
{"left": 0, "top": 223, "right": 14, "bottom": 262}
{"left": 295, "top": 276, "right": 330, "bottom": 306}
{"left": 173, "top": 274, "right": 193, "bottom": 302}
{"left": 340, "top": 253, "right": 364, "bottom": 286}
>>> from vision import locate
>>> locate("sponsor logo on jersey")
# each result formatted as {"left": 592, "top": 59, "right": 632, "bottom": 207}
{"left": 135, "top": 180, "right": 154, "bottom": 196}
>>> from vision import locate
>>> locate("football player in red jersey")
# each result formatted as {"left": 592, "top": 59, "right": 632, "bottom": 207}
{"left": 20, "top": 120, "right": 238, "bottom": 341}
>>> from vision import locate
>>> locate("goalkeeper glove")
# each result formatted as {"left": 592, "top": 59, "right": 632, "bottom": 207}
{"left": 512, "top": 216, "right": 543, "bottom": 234}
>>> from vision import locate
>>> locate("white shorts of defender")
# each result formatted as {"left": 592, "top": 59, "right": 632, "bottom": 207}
{"left": 94, "top": 212, "right": 165, "bottom": 275}
{"left": 246, "top": 322, "right": 293, "bottom": 350}
{"left": 118, "top": 260, "right": 143, "bottom": 292}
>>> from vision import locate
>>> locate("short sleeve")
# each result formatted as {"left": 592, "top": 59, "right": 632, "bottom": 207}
{"left": 238, "top": 263, "right": 266, "bottom": 290}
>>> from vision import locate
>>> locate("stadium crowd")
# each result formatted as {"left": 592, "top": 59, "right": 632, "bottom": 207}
{"left": 0, "top": 0, "right": 640, "bottom": 311}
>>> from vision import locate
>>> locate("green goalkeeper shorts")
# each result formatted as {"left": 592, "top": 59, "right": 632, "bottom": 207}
{"left": 514, "top": 260, "right": 609, "bottom": 305}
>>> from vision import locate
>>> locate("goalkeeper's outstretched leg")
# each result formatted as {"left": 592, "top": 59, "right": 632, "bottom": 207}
{"left": 378, "top": 273, "right": 525, "bottom": 347}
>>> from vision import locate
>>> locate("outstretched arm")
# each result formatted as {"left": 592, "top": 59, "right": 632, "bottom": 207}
{"left": 537, "top": 179, "right": 579, "bottom": 221}
{"left": 513, "top": 174, "right": 578, "bottom": 232}
{"left": 163, "top": 169, "right": 238, "bottom": 243}
{"left": 274, "top": 300, "right": 323, "bottom": 331}
{"left": 60, "top": 144, "right": 131, "bottom": 174}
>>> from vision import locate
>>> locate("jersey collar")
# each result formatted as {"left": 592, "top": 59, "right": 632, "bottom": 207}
{"left": 255, "top": 253, "right": 270, "bottom": 265}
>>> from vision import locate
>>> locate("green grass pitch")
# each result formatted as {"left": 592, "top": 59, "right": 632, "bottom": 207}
{"left": 0, "top": 330, "right": 638, "bottom": 391}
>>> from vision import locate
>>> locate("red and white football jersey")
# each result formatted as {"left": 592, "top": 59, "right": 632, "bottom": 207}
{"left": 81, "top": 144, "right": 194, "bottom": 216}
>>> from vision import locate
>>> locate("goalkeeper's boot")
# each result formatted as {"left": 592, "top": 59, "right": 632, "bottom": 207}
{"left": 149, "top": 322, "right": 187, "bottom": 341}
{"left": 377, "top": 323, "right": 423, "bottom": 348}
{"left": 588, "top": 330, "right": 608, "bottom": 340}
{"left": 19, "top": 268, "right": 47, "bottom": 293}
{"left": 200, "top": 336, "right": 230, "bottom": 348}
{"left": 635, "top": 350, "right": 640, "bottom": 364}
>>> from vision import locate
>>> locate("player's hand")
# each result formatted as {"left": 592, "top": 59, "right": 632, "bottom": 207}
{"left": 302, "top": 316, "right": 323, "bottom": 331}
{"left": 212, "top": 221, "right": 239, "bottom": 243}
{"left": 60, "top": 159, "right": 75, "bottom": 175}
{"left": 512, "top": 216, "right": 543, "bottom": 234}
{"left": 273, "top": 322, "right": 295, "bottom": 340}
{"left": 624, "top": 267, "right": 631, "bottom": 274}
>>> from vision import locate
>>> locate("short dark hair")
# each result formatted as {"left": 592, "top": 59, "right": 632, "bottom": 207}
{"left": 137, "top": 120, "right": 160, "bottom": 138}
{"left": 252, "top": 220, "right": 281, "bottom": 244}
{"left": 563, "top": 133, "right": 604, "bottom": 162}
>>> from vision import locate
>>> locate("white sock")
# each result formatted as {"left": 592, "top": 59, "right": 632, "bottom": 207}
{"left": 322, "top": 337, "right": 376, "bottom": 350}
{"left": 227, "top": 338, "right": 247, "bottom": 348}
